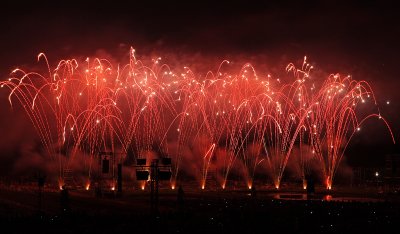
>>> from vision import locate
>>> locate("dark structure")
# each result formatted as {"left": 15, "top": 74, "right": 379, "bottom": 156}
{"left": 117, "top": 163, "right": 122, "bottom": 196}
{"left": 306, "top": 175, "right": 315, "bottom": 194}
{"left": 385, "top": 154, "right": 400, "bottom": 191}
{"left": 96, "top": 151, "right": 125, "bottom": 197}
{"left": 135, "top": 158, "right": 172, "bottom": 214}
{"left": 177, "top": 185, "right": 184, "bottom": 205}
{"left": 60, "top": 186, "right": 70, "bottom": 212}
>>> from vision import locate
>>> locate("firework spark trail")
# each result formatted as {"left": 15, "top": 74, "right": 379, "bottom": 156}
{"left": 303, "top": 74, "right": 395, "bottom": 189}
{"left": 0, "top": 48, "right": 394, "bottom": 189}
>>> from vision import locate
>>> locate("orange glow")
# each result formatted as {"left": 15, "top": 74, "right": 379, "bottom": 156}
{"left": 303, "top": 179, "right": 307, "bottom": 190}
{"left": 324, "top": 195, "right": 332, "bottom": 201}
{"left": 326, "top": 177, "right": 332, "bottom": 190}
{"left": 247, "top": 182, "right": 253, "bottom": 189}
{"left": 141, "top": 185, "right": 145, "bottom": 190}
{"left": 58, "top": 178, "right": 64, "bottom": 190}
{"left": 274, "top": 179, "right": 280, "bottom": 190}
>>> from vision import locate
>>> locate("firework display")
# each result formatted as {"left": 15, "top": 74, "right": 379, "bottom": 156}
{"left": 0, "top": 48, "right": 394, "bottom": 190}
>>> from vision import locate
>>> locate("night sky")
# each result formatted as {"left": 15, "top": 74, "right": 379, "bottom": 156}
{"left": 0, "top": 0, "right": 399, "bottom": 175}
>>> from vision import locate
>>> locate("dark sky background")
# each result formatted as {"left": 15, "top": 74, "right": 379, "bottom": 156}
{"left": 0, "top": 0, "right": 399, "bottom": 175}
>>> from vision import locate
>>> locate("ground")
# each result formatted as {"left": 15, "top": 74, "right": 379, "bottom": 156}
{"left": 0, "top": 182, "right": 399, "bottom": 233}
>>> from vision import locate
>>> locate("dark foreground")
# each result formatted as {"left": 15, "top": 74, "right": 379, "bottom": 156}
{"left": 0, "top": 185, "right": 399, "bottom": 233}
